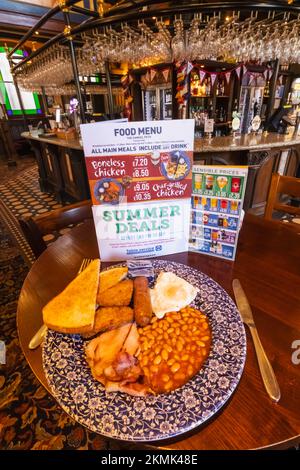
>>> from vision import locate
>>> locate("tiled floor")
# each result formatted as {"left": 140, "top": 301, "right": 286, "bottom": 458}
{"left": 0, "top": 165, "right": 63, "bottom": 218}
{"left": 0, "top": 158, "right": 71, "bottom": 265}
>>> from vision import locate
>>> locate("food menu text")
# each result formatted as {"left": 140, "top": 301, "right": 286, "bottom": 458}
{"left": 81, "top": 120, "right": 194, "bottom": 206}
{"left": 80, "top": 120, "right": 195, "bottom": 261}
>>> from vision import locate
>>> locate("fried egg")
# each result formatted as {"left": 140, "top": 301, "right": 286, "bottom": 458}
{"left": 150, "top": 272, "right": 199, "bottom": 319}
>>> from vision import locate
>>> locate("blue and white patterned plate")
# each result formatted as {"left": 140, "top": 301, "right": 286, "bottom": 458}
{"left": 42, "top": 260, "right": 246, "bottom": 442}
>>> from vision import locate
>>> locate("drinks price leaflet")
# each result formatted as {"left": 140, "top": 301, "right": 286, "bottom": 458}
{"left": 190, "top": 165, "right": 248, "bottom": 261}
{"left": 80, "top": 120, "right": 195, "bottom": 261}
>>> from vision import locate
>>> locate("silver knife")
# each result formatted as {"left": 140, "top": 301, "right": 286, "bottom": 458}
{"left": 232, "top": 279, "right": 281, "bottom": 403}
{"left": 28, "top": 324, "right": 48, "bottom": 350}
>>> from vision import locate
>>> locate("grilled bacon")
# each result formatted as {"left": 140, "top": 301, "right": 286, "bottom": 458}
{"left": 85, "top": 323, "right": 146, "bottom": 395}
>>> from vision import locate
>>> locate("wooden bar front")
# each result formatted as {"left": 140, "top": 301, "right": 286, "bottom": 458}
{"left": 23, "top": 131, "right": 300, "bottom": 213}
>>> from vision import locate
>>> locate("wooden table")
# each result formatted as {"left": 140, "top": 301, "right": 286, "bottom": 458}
{"left": 17, "top": 213, "right": 300, "bottom": 450}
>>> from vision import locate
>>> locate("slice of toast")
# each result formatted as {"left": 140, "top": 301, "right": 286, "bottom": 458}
{"left": 43, "top": 259, "right": 100, "bottom": 334}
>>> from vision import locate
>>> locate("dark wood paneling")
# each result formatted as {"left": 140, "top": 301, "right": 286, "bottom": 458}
{"left": 247, "top": 151, "right": 279, "bottom": 215}
{"left": 58, "top": 147, "right": 90, "bottom": 202}
{"left": 0, "top": 12, "right": 63, "bottom": 33}
{"left": 285, "top": 148, "right": 300, "bottom": 177}
{"left": 41, "top": 143, "right": 64, "bottom": 202}
{"left": 131, "top": 82, "right": 143, "bottom": 121}
{"left": 29, "top": 140, "right": 48, "bottom": 192}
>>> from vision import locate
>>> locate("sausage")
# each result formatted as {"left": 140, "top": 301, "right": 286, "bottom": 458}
{"left": 133, "top": 276, "right": 153, "bottom": 327}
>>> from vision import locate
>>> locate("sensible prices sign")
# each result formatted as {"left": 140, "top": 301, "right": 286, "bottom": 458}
{"left": 190, "top": 165, "right": 248, "bottom": 261}
{"left": 81, "top": 120, "right": 195, "bottom": 261}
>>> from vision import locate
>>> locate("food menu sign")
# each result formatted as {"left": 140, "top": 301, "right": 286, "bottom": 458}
{"left": 81, "top": 120, "right": 194, "bottom": 206}
{"left": 189, "top": 165, "right": 248, "bottom": 261}
{"left": 80, "top": 120, "right": 195, "bottom": 261}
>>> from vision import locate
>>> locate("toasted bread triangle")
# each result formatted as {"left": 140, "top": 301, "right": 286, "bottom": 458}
{"left": 43, "top": 259, "right": 100, "bottom": 334}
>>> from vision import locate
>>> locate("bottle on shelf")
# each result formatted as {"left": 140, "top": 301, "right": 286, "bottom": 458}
{"left": 221, "top": 78, "right": 225, "bottom": 96}
{"left": 198, "top": 107, "right": 201, "bottom": 127}
{"left": 208, "top": 100, "right": 214, "bottom": 119}
{"left": 191, "top": 72, "right": 200, "bottom": 96}
{"left": 218, "top": 107, "right": 226, "bottom": 123}
{"left": 287, "top": 92, "right": 292, "bottom": 105}
{"left": 206, "top": 76, "right": 211, "bottom": 96}
{"left": 232, "top": 98, "right": 239, "bottom": 118}
{"left": 253, "top": 99, "right": 259, "bottom": 117}
{"left": 165, "top": 91, "right": 172, "bottom": 103}
{"left": 217, "top": 78, "right": 225, "bottom": 96}
{"left": 264, "top": 80, "right": 270, "bottom": 98}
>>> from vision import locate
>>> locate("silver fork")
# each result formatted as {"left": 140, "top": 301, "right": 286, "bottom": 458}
{"left": 28, "top": 258, "right": 93, "bottom": 350}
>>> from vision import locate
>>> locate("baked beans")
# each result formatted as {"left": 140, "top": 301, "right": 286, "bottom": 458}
{"left": 138, "top": 307, "right": 211, "bottom": 394}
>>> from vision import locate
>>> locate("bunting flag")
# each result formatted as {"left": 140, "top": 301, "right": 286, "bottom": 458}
{"left": 199, "top": 70, "right": 206, "bottom": 83}
{"left": 210, "top": 73, "right": 217, "bottom": 87}
{"left": 263, "top": 69, "right": 269, "bottom": 80}
{"left": 235, "top": 66, "right": 241, "bottom": 79}
{"left": 150, "top": 68, "right": 157, "bottom": 82}
{"left": 162, "top": 68, "right": 170, "bottom": 83}
{"left": 269, "top": 69, "right": 274, "bottom": 81}
{"left": 187, "top": 61, "right": 193, "bottom": 75}
{"left": 243, "top": 64, "right": 248, "bottom": 76}
{"left": 225, "top": 71, "right": 231, "bottom": 84}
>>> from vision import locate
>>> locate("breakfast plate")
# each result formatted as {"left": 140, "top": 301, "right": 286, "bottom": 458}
{"left": 42, "top": 260, "right": 246, "bottom": 442}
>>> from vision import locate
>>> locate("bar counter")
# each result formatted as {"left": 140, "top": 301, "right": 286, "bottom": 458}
{"left": 22, "top": 132, "right": 82, "bottom": 150}
{"left": 23, "top": 130, "right": 300, "bottom": 214}
{"left": 22, "top": 131, "right": 89, "bottom": 203}
{"left": 23, "top": 129, "right": 300, "bottom": 153}
{"left": 195, "top": 130, "right": 300, "bottom": 153}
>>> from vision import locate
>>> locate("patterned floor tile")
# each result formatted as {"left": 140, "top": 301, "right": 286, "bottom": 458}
{"left": 0, "top": 165, "right": 73, "bottom": 265}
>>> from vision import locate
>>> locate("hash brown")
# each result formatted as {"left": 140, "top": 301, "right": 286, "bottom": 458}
{"left": 98, "top": 279, "right": 133, "bottom": 307}
{"left": 97, "top": 266, "right": 128, "bottom": 295}
{"left": 82, "top": 306, "right": 134, "bottom": 338}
